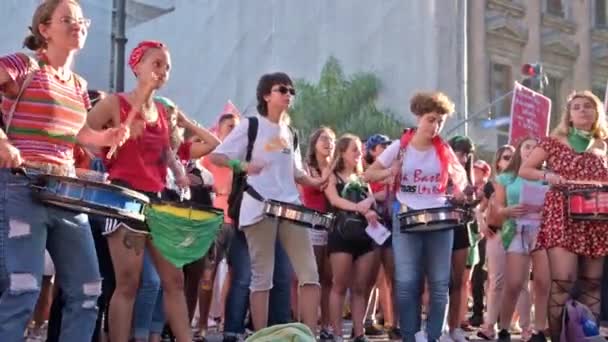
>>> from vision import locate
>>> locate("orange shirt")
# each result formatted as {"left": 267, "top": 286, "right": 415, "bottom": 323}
{"left": 202, "top": 156, "right": 233, "bottom": 223}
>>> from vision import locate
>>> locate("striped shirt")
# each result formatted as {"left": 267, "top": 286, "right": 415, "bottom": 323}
{"left": 0, "top": 53, "right": 90, "bottom": 166}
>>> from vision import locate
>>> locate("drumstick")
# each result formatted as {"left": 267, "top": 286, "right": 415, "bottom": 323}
{"left": 106, "top": 74, "right": 157, "bottom": 159}
{"left": 106, "top": 105, "right": 140, "bottom": 159}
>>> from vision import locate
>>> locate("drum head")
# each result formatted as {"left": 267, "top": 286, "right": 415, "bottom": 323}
{"left": 37, "top": 174, "right": 150, "bottom": 203}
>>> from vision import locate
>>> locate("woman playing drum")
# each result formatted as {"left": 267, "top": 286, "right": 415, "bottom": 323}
{"left": 87, "top": 41, "right": 194, "bottom": 342}
{"left": 0, "top": 1, "right": 128, "bottom": 340}
{"left": 519, "top": 90, "right": 608, "bottom": 342}
{"left": 364, "top": 91, "right": 467, "bottom": 342}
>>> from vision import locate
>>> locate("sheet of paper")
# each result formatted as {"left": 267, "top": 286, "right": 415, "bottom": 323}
{"left": 518, "top": 181, "right": 549, "bottom": 222}
{"left": 365, "top": 222, "right": 391, "bottom": 245}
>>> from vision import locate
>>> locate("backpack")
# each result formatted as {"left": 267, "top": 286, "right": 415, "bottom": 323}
{"left": 561, "top": 299, "right": 601, "bottom": 342}
{"left": 226, "top": 117, "right": 299, "bottom": 226}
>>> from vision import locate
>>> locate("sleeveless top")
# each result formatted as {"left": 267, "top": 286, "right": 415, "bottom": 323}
{"left": 105, "top": 94, "right": 170, "bottom": 192}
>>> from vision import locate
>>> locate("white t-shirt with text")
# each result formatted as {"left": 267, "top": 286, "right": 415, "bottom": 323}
{"left": 213, "top": 114, "right": 304, "bottom": 227}
{"left": 377, "top": 140, "right": 449, "bottom": 210}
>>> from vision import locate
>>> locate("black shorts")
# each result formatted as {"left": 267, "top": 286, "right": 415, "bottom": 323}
{"left": 102, "top": 180, "right": 160, "bottom": 235}
{"left": 452, "top": 225, "right": 470, "bottom": 251}
{"left": 327, "top": 230, "right": 375, "bottom": 260}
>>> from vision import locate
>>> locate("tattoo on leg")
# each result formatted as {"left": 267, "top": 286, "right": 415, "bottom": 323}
{"left": 122, "top": 229, "right": 146, "bottom": 255}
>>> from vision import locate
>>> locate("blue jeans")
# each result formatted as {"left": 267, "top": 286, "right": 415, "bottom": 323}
{"left": 392, "top": 215, "right": 454, "bottom": 342}
{"left": 0, "top": 170, "right": 101, "bottom": 341}
{"left": 224, "top": 229, "right": 292, "bottom": 335}
{"left": 132, "top": 249, "right": 162, "bottom": 339}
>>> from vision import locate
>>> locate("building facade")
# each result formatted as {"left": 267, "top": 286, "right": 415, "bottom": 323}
{"left": 468, "top": 0, "right": 608, "bottom": 150}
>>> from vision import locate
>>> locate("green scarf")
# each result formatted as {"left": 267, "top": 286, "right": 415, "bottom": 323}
{"left": 568, "top": 127, "right": 593, "bottom": 153}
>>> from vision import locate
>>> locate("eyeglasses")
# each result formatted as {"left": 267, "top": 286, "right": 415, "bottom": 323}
{"left": 318, "top": 135, "right": 335, "bottom": 143}
{"left": 57, "top": 16, "right": 91, "bottom": 28}
{"left": 273, "top": 86, "right": 296, "bottom": 96}
{"left": 501, "top": 154, "right": 512, "bottom": 161}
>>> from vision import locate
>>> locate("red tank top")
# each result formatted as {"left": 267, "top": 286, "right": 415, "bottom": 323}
{"left": 105, "top": 94, "right": 170, "bottom": 192}
{"left": 301, "top": 184, "right": 328, "bottom": 212}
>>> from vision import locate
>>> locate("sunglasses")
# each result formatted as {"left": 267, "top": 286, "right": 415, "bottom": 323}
{"left": 273, "top": 86, "right": 296, "bottom": 96}
{"left": 501, "top": 154, "right": 512, "bottom": 161}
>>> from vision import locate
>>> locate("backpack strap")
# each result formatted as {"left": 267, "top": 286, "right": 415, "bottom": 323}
{"left": 288, "top": 125, "right": 299, "bottom": 152}
{"left": 245, "top": 116, "right": 258, "bottom": 162}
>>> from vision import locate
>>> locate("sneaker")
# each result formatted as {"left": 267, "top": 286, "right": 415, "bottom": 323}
{"left": 222, "top": 336, "right": 239, "bottom": 342}
{"left": 415, "top": 330, "right": 428, "bottom": 342}
{"left": 319, "top": 329, "right": 334, "bottom": 342}
{"left": 439, "top": 332, "right": 454, "bottom": 342}
{"left": 364, "top": 323, "right": 385, "bottom": 336}
{"left": 529, "top": 331, "right": 547, "bottom": 342}
{"left": 353, "top": 335, "right": 371, "bottom": 342}
{"left": 497, "top": 329, "right": 511, "bottom": 342}
{"left": 387, "top": 327, "right": 402, "bottom": 340}
{"left": 450, "top": 328, "right": 469, "bottom": 342}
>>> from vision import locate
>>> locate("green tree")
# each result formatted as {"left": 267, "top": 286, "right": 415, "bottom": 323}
{"left": 290, "top": 56, "right": 403, "bottom": 150}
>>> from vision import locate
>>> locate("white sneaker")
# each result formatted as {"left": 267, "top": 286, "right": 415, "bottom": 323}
{"left": 450, "top": 328, "right": 468, "bottom": 342}
{"left": 415, "top": 330, "right": 429, "bottom": 342}
{"left": 439, "top": 332, "right": 454, "bottom": 342}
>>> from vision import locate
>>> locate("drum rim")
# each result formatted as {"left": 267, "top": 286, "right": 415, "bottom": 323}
{"left": 38, "top": 174, "right": 151, "bottom": 203}
{"left": 150, "top": 200, "right": 224, "bottom": 215}
{"left": 264, "top": 199, "right": 332, "bottom": 217}
{"left": 37, "top": 194, "right": 146, "bottom": 222}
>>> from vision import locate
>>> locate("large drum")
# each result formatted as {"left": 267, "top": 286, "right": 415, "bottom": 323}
{"left": 31, "top": 173, "right": 150, "bottom": 222}
{"left": 566, "top": 187, "right": 608, "bottom": 221}
{"left": 396, "top": 204, "right": 465, "bottom": 233}
{"left": 145, "top": 201, "right": 223, "bottom": 267}
{"left": 263, "top": 200, "right": 334, "bottom": 230}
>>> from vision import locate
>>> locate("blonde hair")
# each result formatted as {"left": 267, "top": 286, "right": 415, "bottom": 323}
{"left": 552, "top": 90, "right": 607, "bottom": 140}
{"left": 332, "top": 134, "right": 363, "bottom": 174}
{"left": 23, "top": 0, "right": 81, "bottom": 51}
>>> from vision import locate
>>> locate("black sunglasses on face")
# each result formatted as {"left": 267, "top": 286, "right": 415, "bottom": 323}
{"left": 273, "top": 85, "right": 296, "bottom": 96}
{"left": 502, "top": 155, "right": 512, "bottom": 161}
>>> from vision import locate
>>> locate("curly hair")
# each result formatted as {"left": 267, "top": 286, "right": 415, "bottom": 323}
{"left": 410, "top": 91, "right": 455, "bottom": 117}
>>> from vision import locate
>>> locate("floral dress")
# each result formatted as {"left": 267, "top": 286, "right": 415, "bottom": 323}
{"left": 536, "top": 137, "right": 608, "bottom": 257}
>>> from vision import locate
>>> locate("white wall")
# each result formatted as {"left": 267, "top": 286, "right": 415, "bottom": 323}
{"left": 1, "top": 0, "right": 463, "bottom": 128}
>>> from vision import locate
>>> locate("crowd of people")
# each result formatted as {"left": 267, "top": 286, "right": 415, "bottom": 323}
{"left": 1, "top": 1, "right": 608, "bottom": 342}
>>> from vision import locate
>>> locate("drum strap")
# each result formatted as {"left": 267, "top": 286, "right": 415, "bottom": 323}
{"left": 4, "top": 54, "right": 39, "bottom": 132}
{"left": 245, "top": 185, "right": 264, "bottom": 202}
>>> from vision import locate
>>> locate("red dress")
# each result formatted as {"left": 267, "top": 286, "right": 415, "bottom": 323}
{"left": 537, "top": 137, "right": 608, "bottom": 257}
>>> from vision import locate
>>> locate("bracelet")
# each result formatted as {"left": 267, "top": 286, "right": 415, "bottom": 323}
{"left": 227, "top": 159, "right": 242, "bottom": 172}
{"left": 542, "top": 170, "right": 548, "bottom": 181}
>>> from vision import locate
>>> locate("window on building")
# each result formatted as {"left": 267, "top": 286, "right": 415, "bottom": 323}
{"left": 489, "top": 62, "right": 512, "bottom": 145}
{"left": 596, "top": 0, "right": 608, "bottom": 27}
{"left": 546, "top": 0, "right": 565, "bottom": 17}
{"left": 592, "top": 83, "right": 606, "bottom": 102}
{"left": 544, "top": 75, "right": 563, "bottom": 129}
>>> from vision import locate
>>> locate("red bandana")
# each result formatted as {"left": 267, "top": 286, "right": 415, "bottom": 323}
{"left": 128, "top": 40, "right": 166, "bottom": 74}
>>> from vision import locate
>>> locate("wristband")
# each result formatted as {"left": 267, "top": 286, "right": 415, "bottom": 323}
{"left": 228, "top": 159, "right": 243, "bottom": 172}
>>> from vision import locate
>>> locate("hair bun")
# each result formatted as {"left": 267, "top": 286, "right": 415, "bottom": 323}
{"left": 23, "top": 34, "right": 42, "bottom": 51}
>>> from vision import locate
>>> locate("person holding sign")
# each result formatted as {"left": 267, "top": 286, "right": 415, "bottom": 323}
{"left": 493, "top": 137, "right": 550, "bottom": 342}
{"left": 519, "top": 91, "right": 608, "bottom": 342}
{"left": 365, "top": 92, "right": 468, "bottom": 342}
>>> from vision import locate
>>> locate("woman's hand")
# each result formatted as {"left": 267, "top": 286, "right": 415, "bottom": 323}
{"left": 364, "top": 210, "right": 379, "bottom": 226}
{"left": 505, "top": 204, "right": 527, "bottom": 218}
{"left": 355, "top": 197, "right": 374, "bottom": 215}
